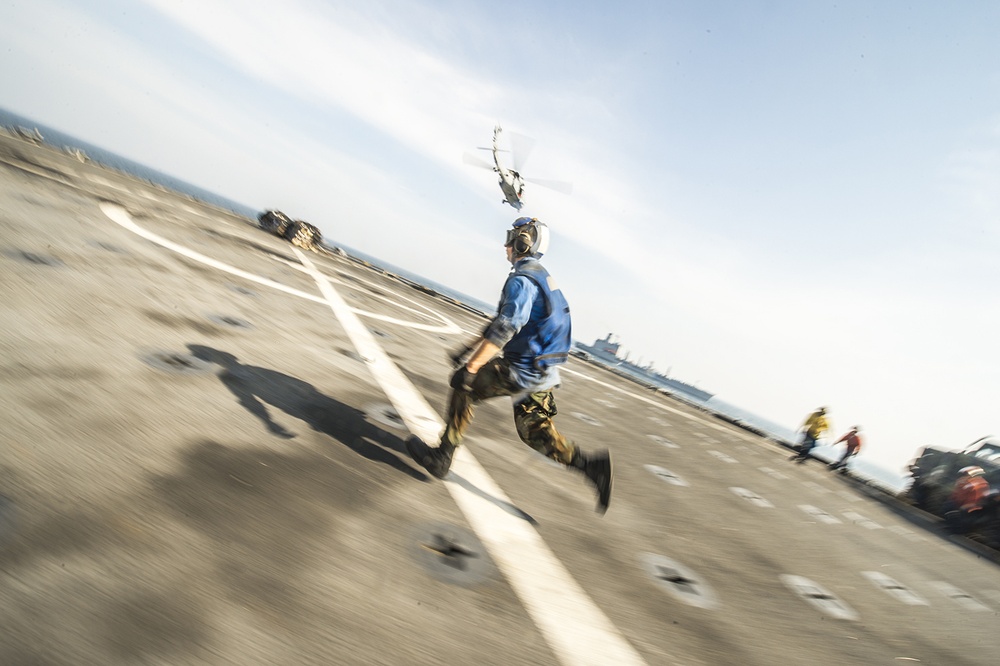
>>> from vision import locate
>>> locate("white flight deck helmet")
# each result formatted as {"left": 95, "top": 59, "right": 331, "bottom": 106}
{"left": 505, "top": 217, "right": 550, "bottom": 257}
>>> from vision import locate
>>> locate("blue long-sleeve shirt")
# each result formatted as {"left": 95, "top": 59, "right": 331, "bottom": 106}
{"left": 483, "top": 258, "right": 560, "bottom": 390}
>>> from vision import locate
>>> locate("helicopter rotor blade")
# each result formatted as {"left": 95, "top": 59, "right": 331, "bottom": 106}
{"left": 525, "top": 177, "right": 573, "bottom": 195}
{"left": 463, "top": 152, "right": 495, "bottom": 171}
{"left": 507, "top": 131, "right": 536, "bottom": 172}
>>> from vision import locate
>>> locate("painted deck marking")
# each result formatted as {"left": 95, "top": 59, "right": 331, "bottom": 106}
{"left": 843, "top": 511, "right": 882, "bottom": 530}
{"left": 730, "top": 487, "right": 774, "bottom": 508}
{"left": 707, "top": 450, "right": 738, "bottom": 464}
{"left": 648, "top": 434, "right": 679, "bottom": 449}
{"left": 642, "top": 554, "right": 719, "bottom": 610}
{"left": 758, "top": 466, "right": 789, "bottom": 480}
{"left": 645, "top": 465, "right": 689, "bottom": 487}
{"left": 781, "top": 575, "right": 859, "bottom": 621}
{"left": 862, "top": 572, "right": 927, "bottom": 606}
{"left": 292, "top": 249, "right": 650, "bottom": 666}
{"left": 561, "top": 366, "right": 759, "bottom": 443}
{"left": 100, "top": 203, "right": 460, "bottom": 334}
{"left": 799, "top": 505, "right": 842, "bottom": 525}
{"left": 104, "top": 202, "right": 651, "bottom": 664}
{"left": 929, "top": 582, "right": 991, "bottom": 612}
{"left": 264, "top": 251, "right": 465, "bottom": 330}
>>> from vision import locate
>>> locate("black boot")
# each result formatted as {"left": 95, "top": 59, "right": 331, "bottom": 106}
{"left": 406, "top": 436, "right": 456, "bottom": 479}
{"left": 579, "top": 450, "right": 613, "bottom": 514}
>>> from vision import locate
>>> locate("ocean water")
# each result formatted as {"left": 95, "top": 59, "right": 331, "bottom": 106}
{"left": 0, "top": 108, "right": 259, "bottom": 220}
{"left": 2, "top": 108, "right": 909, "bottom": 494}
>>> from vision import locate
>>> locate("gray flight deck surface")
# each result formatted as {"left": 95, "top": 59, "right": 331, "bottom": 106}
{"left": 1, "top": 133, "right": 997, "bottom": 665}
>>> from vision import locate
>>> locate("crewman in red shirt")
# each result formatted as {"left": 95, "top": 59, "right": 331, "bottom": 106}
{"left": 951, "top": 466, "right": 990, "bottom": 512}
{"left": 829, "top": 426, "right": 863, "bottom": 472}
{"left": 944, "top": 465, "right": 992, "bottom": 533}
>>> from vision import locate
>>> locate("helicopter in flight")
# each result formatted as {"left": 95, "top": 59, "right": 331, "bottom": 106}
{"left": 463, "top": 125, "right": 572, "bottom": 210}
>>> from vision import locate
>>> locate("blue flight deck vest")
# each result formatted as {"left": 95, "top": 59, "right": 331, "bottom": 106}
{"left": 503, "top": 260, "right": 572, "bottom": 371}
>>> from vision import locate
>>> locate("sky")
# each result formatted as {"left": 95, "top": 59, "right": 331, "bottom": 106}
{"left": 2, "top": 0, "right": 999, "bottom": 474}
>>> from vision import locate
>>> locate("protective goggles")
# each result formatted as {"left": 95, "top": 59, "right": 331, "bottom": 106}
{"left": 505, "top": 217, "right": 535, "bottom": 247}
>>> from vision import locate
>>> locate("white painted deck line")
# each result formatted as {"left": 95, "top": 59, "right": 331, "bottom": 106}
{"left": 103, "top": 201, "right": 650, "bottom": 665}
{"left": 561, "top": 366, "right": 758, "bottom": 442}
{"left": 100, "top": 203, "right": 460, "bottom": 335}
{"left": 293, "top": 248, "right": 650, "bottom": 666}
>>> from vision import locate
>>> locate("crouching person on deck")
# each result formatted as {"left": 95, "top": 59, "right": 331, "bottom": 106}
{"left": 944, "top": 466, "right": 991, "bottom": 534}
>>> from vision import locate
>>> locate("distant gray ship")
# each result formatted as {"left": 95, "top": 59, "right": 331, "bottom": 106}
{"left": 573, "top": 334, "right": 714, "bottom": 402}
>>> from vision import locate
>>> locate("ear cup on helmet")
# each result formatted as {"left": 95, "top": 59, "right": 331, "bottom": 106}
{"left": 514, "top": 230, "right": 533, "bottom": 255}
{"left": 507, "top": 217, "right": 549, "bottom": 257}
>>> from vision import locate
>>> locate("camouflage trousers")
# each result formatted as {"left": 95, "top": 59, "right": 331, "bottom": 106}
{"left": 441, "top": 357, "right": 578, "bottom": 466}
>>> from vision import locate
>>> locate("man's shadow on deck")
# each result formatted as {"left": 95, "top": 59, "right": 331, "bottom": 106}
{"left": 188, "top": 344, "right": 426, "bottom": 481}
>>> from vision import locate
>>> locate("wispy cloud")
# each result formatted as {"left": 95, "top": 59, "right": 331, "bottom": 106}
{"left": 142, "top": 0, "right": 504, "bottom": 168}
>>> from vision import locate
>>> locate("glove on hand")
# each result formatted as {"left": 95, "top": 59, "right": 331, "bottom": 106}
{"left": 450, "top": 367, "right": 476, "bottom": 393}
{"left": 449, "top": 344, "right": 474, "bottom": 369}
